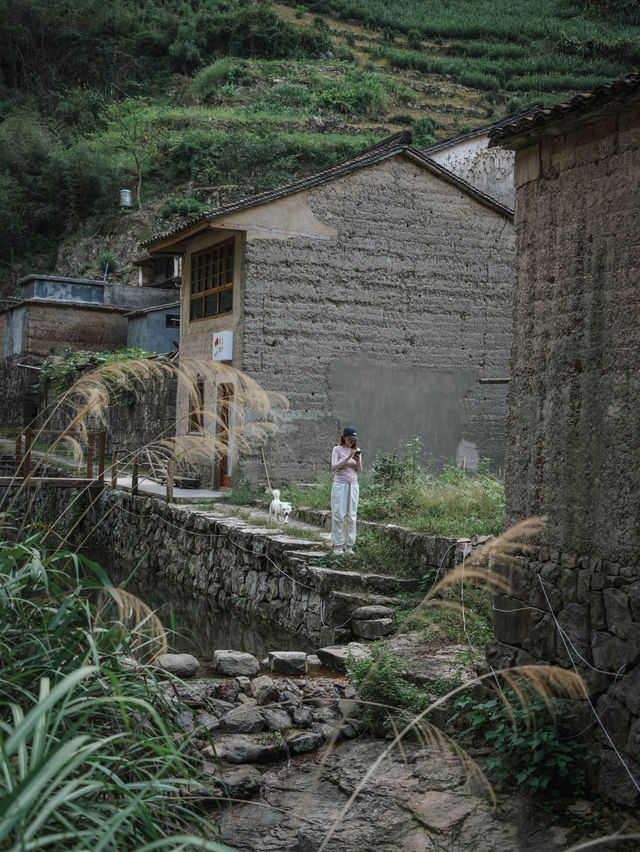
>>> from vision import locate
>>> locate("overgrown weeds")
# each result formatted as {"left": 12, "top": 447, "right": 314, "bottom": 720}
{"left": 0, "top": 525, "right": 233, "bottom": 851}
{"left": 449, "top": 686, "right": 597, "bottom": 797}
{"left": 283, "top": 439, "right": 505, "bottom": 538}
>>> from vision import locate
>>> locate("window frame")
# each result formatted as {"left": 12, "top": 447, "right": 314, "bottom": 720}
{"left": 189, "top": 238, "right": 235, "bottom": 323}
{"left": 188, "top": 379, "right": 205, "bottom": 434}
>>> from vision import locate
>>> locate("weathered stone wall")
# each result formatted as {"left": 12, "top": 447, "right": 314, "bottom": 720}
{"left": 493, "top": 106, "right": 640, "bottom": 806}
{"left": 37, "top": 373, "right": 178, "bottom": 460}
{"left": 27, "top": 303, "right": 128, "bottom": 357}
{"left": 238, "top": 157, "right": 514, "bottom": 483}
{"left": 2, "top": 486, "right": 427, "bottom": 645}
{"left": 0, "top": 354, "right": 41, "bottom": 426}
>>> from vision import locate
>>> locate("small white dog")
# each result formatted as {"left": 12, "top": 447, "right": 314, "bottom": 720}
{"left": 268, "top": 489, "right": 292, "bottom": 524}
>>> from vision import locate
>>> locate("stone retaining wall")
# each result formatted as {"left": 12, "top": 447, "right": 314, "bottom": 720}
{"left": 486, "top": 541, "right": 640, "bottom": 806}
{"left": 2, "top": 486, "right": 421, "bottom": 646}
{"left": 36, "top": 373, "right": 177, "bottom": 460}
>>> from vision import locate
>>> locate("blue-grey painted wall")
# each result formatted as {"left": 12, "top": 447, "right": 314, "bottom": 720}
{"left": 127, "top": 306, "right": 180, "bottom": 353}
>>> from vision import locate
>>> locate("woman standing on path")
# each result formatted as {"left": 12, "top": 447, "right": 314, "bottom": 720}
{"left": 331, "top": 426, "right": 362, "bottom": 555}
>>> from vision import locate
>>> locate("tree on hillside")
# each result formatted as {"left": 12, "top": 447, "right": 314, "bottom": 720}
{"left": 98, "top": 99, "right": 163, "bottom": 210}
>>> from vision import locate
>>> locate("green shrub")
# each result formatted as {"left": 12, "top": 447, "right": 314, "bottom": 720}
{"left": 412, "top": 116, "right": 438, "bottom": 147}
{"left": 449, "top": 686, "right": 597, "bottom": 796}
{"left": 191, "top": 58, "right": 238, "bottom": 100}
{"left": 371, "top": 436, "right": 424, "bottom": 488}
{"left": 406, "top": 29, "right": 422, "bottom": 49}
{"left": 162, "top": 196, "right": 206, "bottom": 218}
{"left": 96, "top": 250, "right": 118, "bottom": 274}
{"left": 37, "top": 347, "right": 154, "bottom": 395}
{"left": 346, "top": 641, "right": 431, "bottom": 734}
{"left": 317, "top": 69, "right": 391, "bottom": 116}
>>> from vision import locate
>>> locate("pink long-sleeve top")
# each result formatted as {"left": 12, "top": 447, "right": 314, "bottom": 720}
{"left": 331, "top": 444, "right": 362, "bottom": 484}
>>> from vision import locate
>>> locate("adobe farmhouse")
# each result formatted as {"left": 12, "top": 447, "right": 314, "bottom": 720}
{"left": 143, "top": 133, "right": 515, "bottom": 488}
{"left": 489, "top": 73, "right": 640, "bottom": 806}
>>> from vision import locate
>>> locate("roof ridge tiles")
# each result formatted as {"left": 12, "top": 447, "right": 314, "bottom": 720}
{"left": 143, "top": 129, "right": 512, "bottom": 250}
{"left": 490, "top": 72, "right": 640, "bottom": 145}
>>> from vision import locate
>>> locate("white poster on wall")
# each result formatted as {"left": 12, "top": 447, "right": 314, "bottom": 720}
{"left": 212, "top": 331, "right": 233, "bottom": 361}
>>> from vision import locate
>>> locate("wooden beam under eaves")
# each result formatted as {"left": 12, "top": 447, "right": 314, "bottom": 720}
{"left": 147, "top": 221, "right": 246, "bottom": 254}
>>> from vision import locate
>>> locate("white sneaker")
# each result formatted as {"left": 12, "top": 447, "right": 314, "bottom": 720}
{"left": 333, "top": 547, "right": 344, "bottom": 555}
{"left": 344, "top": 547, "right": 354, "bottom": 554}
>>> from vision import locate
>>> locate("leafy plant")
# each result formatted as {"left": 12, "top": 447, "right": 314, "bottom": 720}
{"left": 0, "top": 525, "right": 233, "bottom": 851}
{"left": 345, "top": 641, "right": 431, "bottom": 734}
{"left": 412, "top": 116, "right": 438, "bottom": 147}
{"left": 449, "top": 686, "right": 597, "bottom": 796}
{"left": 371, "top": 436, "right": 424, "bottom": 488}
{"left": 162, "top": 196, "right": 206, "bottom": 218}
{"left": 37, "top": 347, "right": 155, "bottom": 396}
{"left": 96, "top": 249, "right": 118, "bottom": 274}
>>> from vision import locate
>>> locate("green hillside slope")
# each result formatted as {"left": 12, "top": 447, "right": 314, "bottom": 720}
{"left": 0, "top": 0, "right": 638, "bottom": 294}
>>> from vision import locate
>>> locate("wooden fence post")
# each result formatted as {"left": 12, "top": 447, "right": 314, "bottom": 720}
{"left": 98, "top": 432, "right": 106, "bottom": 483}
{"left": 166, "top": 461, "right": 174, "bottom": 504}
{"left": 111, "top": 451, "right": 119, "bottom": 489}
{"left": 87, "top": 433, "right": 95, "bottom": 478}
{"left": 24, "top": 428, "right": 32, "bottom": 479}
{"left": 132, "top": 455, "right": 139, "bottom": 496}
{"left": 15, "top": 432, "right": 22, "bottom": 475}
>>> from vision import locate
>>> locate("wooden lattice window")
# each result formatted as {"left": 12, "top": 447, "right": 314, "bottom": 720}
{"left": 189, "top": 238, "right": 234, "bottom": 322}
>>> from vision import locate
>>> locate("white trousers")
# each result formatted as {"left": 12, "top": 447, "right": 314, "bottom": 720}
{"left": 331, "top": 481, "right": 359, "bottom": 547}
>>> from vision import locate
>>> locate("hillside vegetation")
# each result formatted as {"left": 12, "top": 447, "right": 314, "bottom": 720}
{"left": 1, "top": 0, "right": 638, "bottom": 293}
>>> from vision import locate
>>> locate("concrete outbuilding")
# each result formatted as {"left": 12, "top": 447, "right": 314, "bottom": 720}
{"left": 0, "top": 274, "right": 174, "bottom": 426}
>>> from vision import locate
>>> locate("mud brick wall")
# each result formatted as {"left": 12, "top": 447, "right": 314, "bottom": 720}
{"left": 26, "top": 303, "right": 127, "bottom": 356}
{"left": 238, "top": 157, "right": 514, "bottom": 483}
{"left": 493, "top": 106, "right": 640, "bottom": 806}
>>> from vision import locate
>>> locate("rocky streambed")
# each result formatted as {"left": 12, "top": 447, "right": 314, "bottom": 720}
{"left": 152, "top": 646, "right": 574, "bottom": 851}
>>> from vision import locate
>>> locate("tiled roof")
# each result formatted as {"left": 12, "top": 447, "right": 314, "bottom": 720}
{"left": 489, "top": 72, "right": 640, "bottom": 147}
{"left": 422, "top": 103, "right": 543, "bottom": 154}
{"left": 143, "top": 130, "right": 511, "bottom": 250}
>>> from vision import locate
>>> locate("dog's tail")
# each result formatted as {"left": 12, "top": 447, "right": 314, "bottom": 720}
{"left": 271, "top": 488, "right": 280, "bottom": 499}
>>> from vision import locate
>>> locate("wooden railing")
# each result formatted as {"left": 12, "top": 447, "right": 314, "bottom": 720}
{"left": 1, "top": 428, "right": 107, "bottom": 487}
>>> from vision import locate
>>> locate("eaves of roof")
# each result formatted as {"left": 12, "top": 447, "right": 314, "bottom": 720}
{"left": 422, "top": 102, "right": 543, "bottom": 155}
{"left": 124, "top": 301, "right": 180, "bottom": 318}
{"left": 143, "top": 135, "right": 512, "bottom": 252}
{"left": 0, "top": 299, "right": 133, "bottom": 315}
{"left": 489, "top": 72, "right": 640, "bottom": 149}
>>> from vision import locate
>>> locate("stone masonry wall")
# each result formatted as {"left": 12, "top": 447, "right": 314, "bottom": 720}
{"left": 4, "top": 487, "right": 445, "bottom": 646}
{"left": 0, "top": 355, "right": 41, "bottom": 427}
{"left": 493, "top": 107, "right": 640, "bottom": 806}
{"left": 37, "top": 373, "right": 177, "bottom": 461}
{"left": 238, "top": 157, "right": 514, "bottom": 483}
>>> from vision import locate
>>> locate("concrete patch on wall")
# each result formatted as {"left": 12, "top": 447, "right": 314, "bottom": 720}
{"left": 455, "top": 439, "right": 479, "bottom": 471}
{"left": 329, "top": 358, "right": 475, "bottom": 465}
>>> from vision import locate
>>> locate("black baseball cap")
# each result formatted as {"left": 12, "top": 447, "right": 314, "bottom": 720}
{"left": 342, "top": 427, "right": 357, "bottom": 438}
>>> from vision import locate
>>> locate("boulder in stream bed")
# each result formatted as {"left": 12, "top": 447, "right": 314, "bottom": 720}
{"left": 251, "top": 675, "right": 280, "bottom": 706}
{"left": 268, "top": 650, "right": 308, "bottom": 676}
{"left": 214, "top": 650, "right": 260, "bottom": 677}
{"left": 154, "top": 653, "right": 199, "bottom": 678}
{"left": 315, "top": 642, "right": 372, "bottom": 673}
